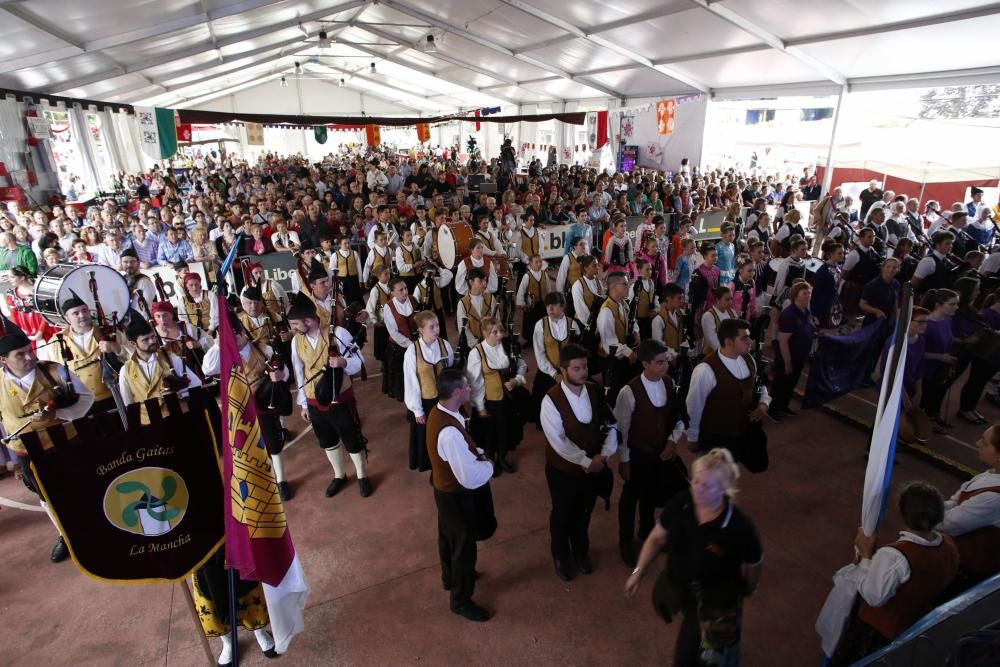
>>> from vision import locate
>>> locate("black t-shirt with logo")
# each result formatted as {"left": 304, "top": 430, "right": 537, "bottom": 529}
{"left": 659, "top": 491, "right": 763, "bottom": 608}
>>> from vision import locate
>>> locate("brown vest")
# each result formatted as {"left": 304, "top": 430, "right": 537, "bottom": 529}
{"left": 626, "top": 375, "right": 675, "bottom": 456}
{"left": 545, "top": 382, "right": 603, "bottom": 476}
{"left": 426, "top": 405, "right": 485, "bottom": 493}
{"left": 387, "top": 297, "right": 417, "bottom": 345}
{"left": 950, "top": 486, "right": 1000, "bottom": 576}
{"left": 858, "top": 536, "right": 960, "bottom": 640}
{"left": 700, "top": 352, "right": 756, "bottom": 437}
{"left": 657, "top": 307, "right": 684, "bottom": 351}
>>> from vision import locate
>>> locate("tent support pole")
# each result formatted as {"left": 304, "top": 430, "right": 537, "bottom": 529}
{"left": 820, "top": 84, "right": 849, "bottom": 198}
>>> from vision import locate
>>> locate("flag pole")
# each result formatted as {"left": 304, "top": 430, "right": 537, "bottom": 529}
{"left": 178, "top": 581, "right": 216, "bottom": 667}
{"left": 217, "top": 235, "right": 244, "bottom": 667}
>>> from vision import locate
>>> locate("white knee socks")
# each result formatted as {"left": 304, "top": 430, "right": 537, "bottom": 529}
{"left": 254, "top": 628, "right": 275, "bottom": 652}
{"left": 270, "top": 453, "right": 285, "bottom": 483}
{"left": 39, "top": 500, "right": 62, "bottom": 535}
{"left": 324, "top": 446, "right": 346, "bottom": 478}
{"left": 349, "top": 452, "right": 368, "bottom": 479}
{"left": 218, "top": 634, "right": 232, "bottom": 664}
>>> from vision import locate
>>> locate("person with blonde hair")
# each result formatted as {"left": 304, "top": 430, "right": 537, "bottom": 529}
{"left": 625, "top": 448, "right": 762, "bottom": 667}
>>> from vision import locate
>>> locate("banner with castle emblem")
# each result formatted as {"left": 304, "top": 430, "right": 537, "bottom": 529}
{"left": 22, "top": 389, "right": 224, "bottom": 583}
{"left": 218, "top": 294, "right": 308, "bottom": 653}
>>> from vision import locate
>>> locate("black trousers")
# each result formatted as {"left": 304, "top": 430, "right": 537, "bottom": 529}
{"left": 602, "top": 354, "right": 636, "bottom": 405}
{"left": 259, "top": 411, "right": 286, "bottom": 455}
{"left": 675, "top": 597, "right": 703, "bottom": 667}
{"left": 921, "top": 366, "right": 957, "bottom": 421}
{"left": 471, "top": 396, "right": 523, "bottom": 458}
{"left": 521, "top": 302, "right": 545, "bottom": 345}
{"left": 435, "top": 488, "right": 478, "bottom": 609}
{"left": 545, "top": 464, "right": 599, "bottom": 562}
{"left": 373, "top": 325, "right": 387, "bottom": 363}
{"left": 959, "top": 357, "right": 999, "bottom": 412}
{"left": 308, "top": 403, "right": 363, "bottom": 454}
{"left": 638, "top": 316, "right": 653, "bottom": 342}
{"left": 342, "top": 275, "right": 362, "bottom": 305}
{"left": 530, "top": 371, "right": 558, "bottom": 424}
{"left": 618, "top": 451, "right": 688, "bottom": 546}
{"left": 407, "top": 398, "right": 437, "bottom": 471}
{"left": 769, "top": 353, "right": 806, "bottom": 412}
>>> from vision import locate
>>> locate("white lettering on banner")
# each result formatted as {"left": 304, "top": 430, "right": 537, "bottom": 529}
{"left": 238, "top": 254, "right": 298, "bottom": 292}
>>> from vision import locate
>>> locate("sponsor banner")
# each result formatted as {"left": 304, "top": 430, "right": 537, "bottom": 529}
{"left": 237, "top": 253, "right": 298, "bottom": 293}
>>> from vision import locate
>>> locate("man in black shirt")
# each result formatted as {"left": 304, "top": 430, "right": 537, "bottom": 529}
{"left": 858, "top": 180, "right": 883, "bottom": 219}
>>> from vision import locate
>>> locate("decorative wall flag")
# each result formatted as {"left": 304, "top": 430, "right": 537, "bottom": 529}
{"left": 219, "top": 296, "right": 309, "bottom": 653}
{"left": 245, "top": 122, "right": 264, "bottom": 145}
{"left": 22, "top": 389, "right": 224, "bottom": 583}
{"left": 586, "top": 111, "right": 609, "bottom": 150}
{"left": 474, "top": 109, "right": 481, "bottom": 132}
{"left": 416, "top": 123, "right": 430, "bottom": 143}
{"left": 176, "top": 124, "right": 193, "bottom": 143}
{"left": 365, "top": 124, "right": 381, "bottom": 146}
{"left": 314, "top": 126, "right": 328, "bottom": 144}
{"left": 656, "top": 98, "right": 676, "bottom": 136}
{"left": 134, "top": 107, "right": 178, "bottom": 160}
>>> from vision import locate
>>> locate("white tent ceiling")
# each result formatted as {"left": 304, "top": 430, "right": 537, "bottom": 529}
{"left": 2, "top": 0, "right": 1000, "bottom": 114}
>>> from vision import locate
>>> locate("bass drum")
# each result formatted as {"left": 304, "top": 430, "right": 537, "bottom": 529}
{"left": 33, "top": 264, "right": 131, "bottom": 327}
{"left": 437, "top": 221, "right": 475, "bottom": 269}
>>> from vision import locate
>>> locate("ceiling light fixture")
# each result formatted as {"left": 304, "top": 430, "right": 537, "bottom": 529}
{"left": 318, "top": 29, "right": 330, "bottom": 50}
{"left": 423, "top": 34, "right": 437, "bottom": 53}
{"left": 370, "top": 62, "right": 376, "bottom": 74}
{"left": 279, "top": 76, "right": 287, "bottom": 88}
{"left": 294, "top": 61, "right": 302, "bottom": 75}
{"left": 339, "top": 78, "right": 346, "bottom": 87}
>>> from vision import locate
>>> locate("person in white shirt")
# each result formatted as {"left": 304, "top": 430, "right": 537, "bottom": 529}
{"left": 0, "top": 319, "right": 95, "bottom": 563}
{"left": 365, "top": 265, "right": 393, "bottom": 367}
{"left": 938, "top": 424, "right": 1000, "bottom": 581}
{"left": 596, "top": 272, "right": 639, "bottom": 401}
{"left": 700, "top": 286, "right": 736, "bottom": 355}
{"left": 382, "top": 277, "right": 417, "bottom": 401}
{"left": 287, "top": 292, "right": 371, "bottom": 499}
{"left": 570, "top": 255, "right": 605, "bottom": 331}
{"left": 367, "top": 206, "right": 398, "bottom": 250}
{"left": 614, "top": 339, "right": 688, "bottom": 566}
{"left": 270, "top": 219, "right": 300, "bottom": 254}
{"left": 651, "top": 283, "right": 686, "bottom": 362}
{"left": 402, "top": 310, "right": 455, "bottom": 472}
{"left": 454, "top": 240, "right": 499, "bottom": 295}
{"left": 365, "top": 163, "right": 389, "bottom": 191}
{"left": 466, "top": 317, "right": 527, "bottom": 475}
{"left": 557, "top": 237, "right": 589, "bottom": 296}
{"left": 515, "top": 253, "right": 552, "bottom": 344}
{"left": 539, "top": 343, "right": 617, "bottom": 581}
{"left": 531, "top": 292, "right": 581, "bottom": 411}
{"left": 456, "top": 269, "right": 497, "bottom": 349}
{"left": 425, "top": 368, "right": 495, "bottom": 623}
{"left": 686, "top": 318, "right": 769, "bottom": 466}
{"left": 119, "top": 313, "right": 202, "bottom": 413}
{"left": 363, "top": 231, "right": 393, "bottom": 287}
{"left": 473, "top": 215, "right": 503, "bottom": 256}
{"left": 834, "top": 482, "right": 959, "bottom": 664}
{"left": 412, "top": 263, "right": 455, "bottom": 339}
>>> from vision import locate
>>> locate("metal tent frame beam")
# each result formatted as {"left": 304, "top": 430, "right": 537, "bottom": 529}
{"left": 40, "top": 0, "right": 369, "bottom": 94}
{"left": 497, "top": 0, "right": 709, "bottom": 93}
{"left": 378, "top": 0, "right": 627, "bottom": 99}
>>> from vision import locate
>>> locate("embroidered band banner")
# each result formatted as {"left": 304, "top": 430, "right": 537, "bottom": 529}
{"left": 22, "top": 389, "right": 224, "bottom": 583}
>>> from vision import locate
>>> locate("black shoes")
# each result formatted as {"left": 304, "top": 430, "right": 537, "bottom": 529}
{"left": 497, "top": 457, "right": 515, "bottom": 474}
{"left": 325, "top": 477, "right": 347, "bottom": 497}
{"left": 766, "top": 409, "right": 784, "bottom": 422}
{"left": 554, "top": 559, "right": 573, "bottom": 582}
{"left": 451, "top": 601, "right": 490, "bottom": 622}
{"left": 577, "top": 554, "right": 593, "bottom": 575}
{"left": 277, "top": 481, "right": 292, "bottom": 502}
{"left": 619, "top": 541, "right": 637, "bottom": 567}
{"left": 358, "top": 478, "right": 373, "bottom": 497}
{"left": 777, "top": 408, "right": 797, "bottom": 418}
{"left": 50, "top": 536, "right": 69, "bottom": 563}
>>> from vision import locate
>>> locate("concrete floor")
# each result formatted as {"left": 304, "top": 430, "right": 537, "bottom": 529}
{"left": 0, "top": 334, "right": 991, "bottom": 666}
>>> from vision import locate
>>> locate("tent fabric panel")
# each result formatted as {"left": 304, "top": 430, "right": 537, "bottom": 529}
{"left": 521, "top": 39, "right": 639, "bottom": 73}
{"left": 796, "top": 14, "right": 1000, "bottom": 80}
{"left": 515, "top": 0, "right": 684, "bottom": 30}
{"left": 720, "top": 0, "right": 994, "bottom": 42}
{"left": 668, "top": 49, "right": 826, "bottom": 89}
{"left": 598, "top": 9, "right": 764, "bottom": 62}
{"left": 583, "top": 67, "right": 698, "bottom": 98}
{"left": 0, "top": 52, "right": 112, "bottom": 93}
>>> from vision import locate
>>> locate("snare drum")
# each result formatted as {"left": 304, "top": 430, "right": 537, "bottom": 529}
{"left": 33, "top": 264, "right": 131, "bottom": 327}
{"left": 494, "top": 255, "right": 511, "bottom": 279}
{"left": 437, "top": 221, "right": 475, "bottom": 269}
